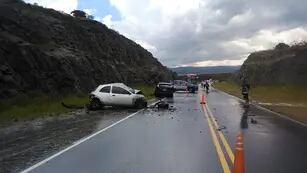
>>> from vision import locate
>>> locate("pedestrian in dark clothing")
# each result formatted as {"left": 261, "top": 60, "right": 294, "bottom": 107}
{"left": 242, "top": 79, "right": 250, "bottom": 102}
{"left": 205, "top": 81, "right": 210, "bottom": 93}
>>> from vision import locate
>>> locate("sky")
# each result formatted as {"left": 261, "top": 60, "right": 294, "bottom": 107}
{"left": 24, "top": 0, "right": 307, "bottom": 67}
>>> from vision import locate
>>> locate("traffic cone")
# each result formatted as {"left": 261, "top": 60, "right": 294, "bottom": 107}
{"left": 233, "top": 132, "right": 245, "bottom": 173}
{"left": 200, "top": 93, "right": 206, "bottom": 104}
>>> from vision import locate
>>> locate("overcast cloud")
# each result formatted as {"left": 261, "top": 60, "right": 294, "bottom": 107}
{"left": 108, "top": 0, "right": 307, "bottom": 67}
{"left": 24, "top": 0, "right": 307, "bottom": 67}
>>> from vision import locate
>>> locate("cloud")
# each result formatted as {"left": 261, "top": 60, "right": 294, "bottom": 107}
{"left": 135, "top": 40, "right": 157, "bottom": 51}
{"left": 224, "top": 27, "right": 307, "bottom": 54}
{"left": 107, "top": 0, "right": 307, "bottom": 67}
{"left": 24, "top": 0, "right": 78, "bottom": 13}
{"left": 83, "top": 8, "right": 97, "bottom": 15}
{"left": 102, "top": 15, "right": 113, "bottom": 28}
{"left": 185, "top": 58, "right": 247, "bottom": 67}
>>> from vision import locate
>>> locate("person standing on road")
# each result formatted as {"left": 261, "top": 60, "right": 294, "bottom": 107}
{"left": 241, "top": 79, "right": 250, "bottom": 102}
{"left": 204, "top": 80, "right": 210, "bottom": 93}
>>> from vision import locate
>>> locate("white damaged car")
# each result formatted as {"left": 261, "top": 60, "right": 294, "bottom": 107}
{"left": 89, "top": 83, "right": 147, "bottom": 109}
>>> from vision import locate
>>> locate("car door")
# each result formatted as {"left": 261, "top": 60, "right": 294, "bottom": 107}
{"left": 97, "top": 86, "right": 111, "bottom": 105}
{"left": 111, "top": 86, "right": 133, "bottom": 106}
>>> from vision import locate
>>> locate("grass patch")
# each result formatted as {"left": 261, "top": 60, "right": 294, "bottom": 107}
{"left": 0, "top": 93, "right": 89, "bottom": 123}
{"left": 0, "top": 83, "right": 155, "bottom": 124}
{"left": 213, "top": 81, "right": 242, "bottom": 98}
{"left": 0, "top": 84, "right": 155, "bottom": 124}
{"left": 214, "top": 81, "right": 307, "bottom": 124}
{"left": 131, "top": 84, "right": 155, "bottom": 99}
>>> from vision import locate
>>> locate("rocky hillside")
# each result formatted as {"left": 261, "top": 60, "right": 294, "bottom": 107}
{"left": 0, "top": 0, "right": 173, "bottom": 98}
{"left": 238, "top": 43, "right": 307, "bottom": 85}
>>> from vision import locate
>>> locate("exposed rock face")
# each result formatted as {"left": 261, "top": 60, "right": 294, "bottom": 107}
{"left": 0, "top": 1, "right": 172, "bottom": 98}
{"left": 238, "top": 43, "right": 307, "bottom": 85}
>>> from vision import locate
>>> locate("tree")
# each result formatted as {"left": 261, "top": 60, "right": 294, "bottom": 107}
{"left": 275, "top": 43, "right": 290, "bottom": 50}
{"left": 87, "top": 15, "right": 94, "bottom": 20}
{"left": 71, "top": 10, "right": 86, "bottom": 18}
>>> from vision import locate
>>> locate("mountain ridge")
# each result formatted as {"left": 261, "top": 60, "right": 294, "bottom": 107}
{"left": 170, "top": 66, "right": 240, "bottom": 75}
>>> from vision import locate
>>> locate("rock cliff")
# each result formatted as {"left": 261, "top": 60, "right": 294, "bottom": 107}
{"left": 0, "top": 0, "right": 172, "bottom": 98}
{"left": 238, "top": 43, "right": 307, "bottom": 85}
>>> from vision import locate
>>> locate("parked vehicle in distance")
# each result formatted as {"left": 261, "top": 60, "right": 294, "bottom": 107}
{"left": 154, "top": 82, "right": 175, "bottom": 98}
{"left": 172, "top": 80, "right": 188, "bottom": 91}
{"left": 89, "top": 83, "right": 147, "bottom": 110}
{"left": 187, "top": 83, "right": 198, "bottom": 93}
{"left": 172, "top": 80, "right": 198, "bottom": 93}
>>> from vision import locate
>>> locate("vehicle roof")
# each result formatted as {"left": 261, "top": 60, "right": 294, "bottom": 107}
{"left": 98, "top": 83, "right": 125, "bottom": 86}
{"left": 97, "top": 83, "right": 133, "bottom": 91}
{"left": 158, "top": 82, "right": 172, "bottom": 85}
{"left": 174, "top": 80, "right": 187, "bottom": 82}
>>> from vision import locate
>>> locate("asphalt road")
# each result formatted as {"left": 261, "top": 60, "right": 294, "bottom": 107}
{"left": 21, "top": 88, "right": 307, "bottom": 173}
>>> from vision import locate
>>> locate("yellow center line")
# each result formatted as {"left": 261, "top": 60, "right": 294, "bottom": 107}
{"left": 205, "top": 103, "right": 235, "bottom": 163}
{"left": 200, "top": 98, "right": 231, "bottom": 173}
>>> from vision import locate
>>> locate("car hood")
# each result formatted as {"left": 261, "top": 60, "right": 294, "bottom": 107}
{"left": 134, "top": 89, "right": 142, "bottom": 94}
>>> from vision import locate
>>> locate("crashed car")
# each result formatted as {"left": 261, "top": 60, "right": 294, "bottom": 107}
{"left": 172, "top": 80, "right": 198, "bottom": 93}
{"left": 89, "top": 83, "right": 147, "bottom": 110}
{"left": 154, "top": 82, "right": 175, "bottom": 98}
{"left": 187, "top": 83, "right": 198, "bottom": 93}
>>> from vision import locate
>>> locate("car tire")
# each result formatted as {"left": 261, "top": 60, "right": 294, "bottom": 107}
{"left": 189, "top": 87, "right": 195, "bottom": 93}
{"left": 167, "top": 93, "right": 173, "bottom": 97}
{"left": 89, "top": 98, "right": 103, "bottom": 110}
{"left": 134, "top": 99, "right": 147, "bottom": 109}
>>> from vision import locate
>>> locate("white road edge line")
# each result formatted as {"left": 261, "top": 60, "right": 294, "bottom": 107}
{"left": 20, "top": 101, "right": 158, "bottom": 173}
{"left": 215, "top": 88, "right": 307, "bottom": 127}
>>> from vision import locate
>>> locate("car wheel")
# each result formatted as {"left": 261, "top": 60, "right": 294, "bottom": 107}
{"left": 89, "top": 98, "right": 103, "bottom": 110}
{"left": 167, "top": 93, "right": 173, "bottom": 97}
{"left": 135, "top": 99, "right": 147, "bottom": 109}
{"left": 189, "top": 87, "right": 195, "bottom": 93}
{"left": 154, "top": 92, "right": 159, "bottom": 98}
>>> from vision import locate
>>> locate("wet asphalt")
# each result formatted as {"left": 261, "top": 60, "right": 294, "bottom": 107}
{"left": 206, "top": 89, "right": 307, "bottom": 173}
{"left": 21, "top": 88, "right": 307, "bottom": 173}
{"left": 0, "top": 108, "right": 138, "bottom": 173}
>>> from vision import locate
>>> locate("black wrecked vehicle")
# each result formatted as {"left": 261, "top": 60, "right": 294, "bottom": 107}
{"left": 187, "top": 83, "right": 198, "bottom": 93}
{"left": 154, "top": 82, "right": 175, "bottom": 98}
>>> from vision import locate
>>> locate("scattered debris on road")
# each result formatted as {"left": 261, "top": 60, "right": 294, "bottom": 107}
{"left": 61, "top": 102, "right": 88, "bottom": 109}
{"left": 251, "top": 118, "right": 258, "bottom": 124}
{"left": 217, "top": 125, "right": 226, "bottom": 131}
{"left": 149, "top": 100, "right": 176, "bottom": 112}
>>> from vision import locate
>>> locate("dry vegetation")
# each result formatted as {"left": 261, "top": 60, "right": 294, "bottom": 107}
{"left": 214, "top": 81, "right": 307, "bottom": 124}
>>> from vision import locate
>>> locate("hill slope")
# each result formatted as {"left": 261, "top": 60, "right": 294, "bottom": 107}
{"left": 171, "top": 66, "right": 240, "bottom": 75}
{"left": 0, "top": 0, "right": 172, "bottom": 98}
{"left": 238, "top": 43, "right": 307, "bottom": 85}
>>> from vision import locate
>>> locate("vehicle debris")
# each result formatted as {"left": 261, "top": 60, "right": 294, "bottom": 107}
{"left": 251, "top": 118, "right": 258, "bottom": 124}
{"left": 61, "top": 102, "right": 88, "bottom": 109}
{"left": 151, "top": 100, "right": 169, "bottom": 109}
{"left": 217, "top": 125, "right": 226, "bottom": 131}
